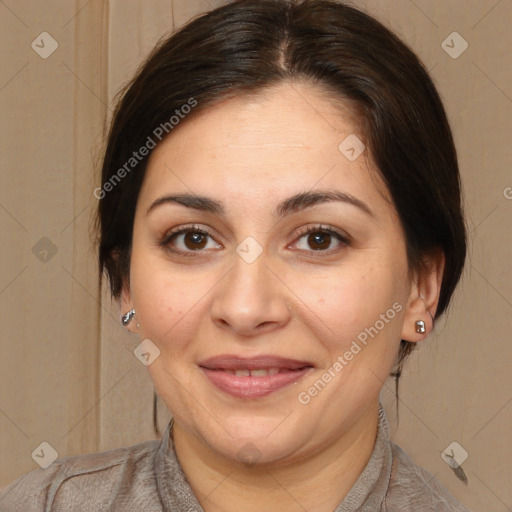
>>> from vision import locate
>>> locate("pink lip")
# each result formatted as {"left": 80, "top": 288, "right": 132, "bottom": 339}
{"left": 199, "top": 355, "right": 314, "bottom": 399}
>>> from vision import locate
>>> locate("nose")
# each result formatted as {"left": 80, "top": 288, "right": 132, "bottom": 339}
{"left": 210, "top": 253, "right": 292, "bottom": 337}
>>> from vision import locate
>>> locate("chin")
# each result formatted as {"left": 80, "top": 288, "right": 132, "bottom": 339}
{"left": 213, "top": 435, "right": 300, "bottom": 467}
{"left": 195, "top": 415, "right": 308, "bottom": 465}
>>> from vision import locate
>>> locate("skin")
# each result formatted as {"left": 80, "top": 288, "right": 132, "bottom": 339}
{"left": 121, "top": 81, "right": 444, "bottom": 512}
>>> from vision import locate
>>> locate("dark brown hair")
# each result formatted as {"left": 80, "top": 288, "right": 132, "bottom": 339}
{"left": 97, "top": 0, "right": 467, "bottom": 417}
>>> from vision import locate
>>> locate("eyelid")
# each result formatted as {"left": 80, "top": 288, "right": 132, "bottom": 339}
{"left": 293, "top": 224, "right": 351, "bottom": 243}
{"left": 162, "top": 223, "right": 212, "bottom": 241}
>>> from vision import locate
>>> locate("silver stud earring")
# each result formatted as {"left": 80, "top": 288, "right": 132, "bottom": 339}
{"left": 121, "top": 308, "right": 136, "bottom": 326}
{"left": 415, "top": 320, "right": 426, "bottom": 334}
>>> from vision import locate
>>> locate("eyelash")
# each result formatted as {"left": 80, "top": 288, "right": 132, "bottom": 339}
{"left": 160, "top": 223, "right": 351, "bottom": 258}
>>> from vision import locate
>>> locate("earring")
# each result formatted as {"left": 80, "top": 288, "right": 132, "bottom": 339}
{"left": 415, "top": 320, "right": 426, "bottom": 334}
{"left": 121, "top": 308, "right": 136, "bottom": 326}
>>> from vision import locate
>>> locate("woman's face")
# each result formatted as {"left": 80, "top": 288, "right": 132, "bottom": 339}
{"left": 124, "top": 82, "right": 420, "bottom": 464}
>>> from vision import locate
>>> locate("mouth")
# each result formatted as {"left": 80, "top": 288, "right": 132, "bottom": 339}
{"left": 198, "top": 355, "right": 314, "bottom": 398}
{"left": 199, "top": 355, "right": 314, "bottom": 373}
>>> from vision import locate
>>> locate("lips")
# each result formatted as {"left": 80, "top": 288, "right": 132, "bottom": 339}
{"left": 199, "top": 355, "right": 314, "bottom": 398}
{"left": 199, "top": 355, "right": 313, "bottom": 371}
{"left": 199, "top": 355, "right": 313, "bottom": 377}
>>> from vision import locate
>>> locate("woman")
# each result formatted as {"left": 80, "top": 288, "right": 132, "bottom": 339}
{"left": 0, "top": 0, "right": 470, "bottom": 510}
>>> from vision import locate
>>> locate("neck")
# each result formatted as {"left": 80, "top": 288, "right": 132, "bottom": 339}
{"left": 172, "top": 403, "right": 380, "bottom": 512}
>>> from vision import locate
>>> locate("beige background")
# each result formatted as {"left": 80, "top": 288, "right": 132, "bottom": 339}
{"left": 1, "top": 1, "right": 511, "bottom": 511}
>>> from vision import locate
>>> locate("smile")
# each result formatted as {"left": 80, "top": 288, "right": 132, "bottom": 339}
{"left": 199, "top": 355, "right": 314, "bottom": 398}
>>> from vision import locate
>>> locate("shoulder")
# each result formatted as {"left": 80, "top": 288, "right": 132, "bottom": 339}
{"left": 385, "top": 442, "right": 472, "bottom": 512}
{"left": 0, "top": 439, "right": 160, "bottom": 512}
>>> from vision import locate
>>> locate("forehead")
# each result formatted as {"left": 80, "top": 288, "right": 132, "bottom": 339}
{"left": 139, "top": 82, "right": 392, "bottom": 217}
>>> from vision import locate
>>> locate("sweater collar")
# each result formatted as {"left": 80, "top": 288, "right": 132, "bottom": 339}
{"left": 155, "top": 404, "right": 392, "bottom": 511}
{"left": 334, "top": 404, "right": 392, "bottom": 511}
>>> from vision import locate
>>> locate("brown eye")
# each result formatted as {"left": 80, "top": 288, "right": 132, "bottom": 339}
{"left": 162, "top": 225, "right": 222, "bottom": 255}
{"left": 293, "top": 225, "right": 350, "bottom": 254}
{"left": 307, "top": 232, "right": 332, "bottom": 250}
{"left": 183, "top": 231, "right": 208, "bottom": 250}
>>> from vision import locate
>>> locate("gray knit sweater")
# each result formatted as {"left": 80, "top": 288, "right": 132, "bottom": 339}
{"left": 0, "top": 407, "right": 471, "bottom": 511}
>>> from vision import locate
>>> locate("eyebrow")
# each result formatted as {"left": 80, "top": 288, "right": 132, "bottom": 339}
{"left": 146, "top": 189, "right": 375, "bottom": 219}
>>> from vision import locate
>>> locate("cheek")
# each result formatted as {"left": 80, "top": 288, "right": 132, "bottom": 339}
{"left": 134, "top": 278, "right": 177, "bottom": 337}
{"left": 300, "top": 262, "right": 401, "bottom": 348}
{"left": 128, "top": 249, "right": 211, "bottom": 349}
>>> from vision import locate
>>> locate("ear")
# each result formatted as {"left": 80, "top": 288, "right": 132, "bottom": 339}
{"left": 401, "top": 249, "right": 445, "bottom": 342}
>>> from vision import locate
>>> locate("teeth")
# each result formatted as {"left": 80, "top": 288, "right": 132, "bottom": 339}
{"left": 250, "top": 369, "right": 269, "bottom": 377}
{"left": 229, "top": 368, "right": 281, "bottom": 377}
